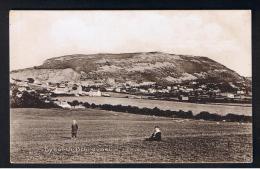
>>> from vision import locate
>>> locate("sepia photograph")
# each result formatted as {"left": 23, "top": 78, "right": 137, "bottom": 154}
{"left": 9, "top": 10, "right": 252, "bottom": 163}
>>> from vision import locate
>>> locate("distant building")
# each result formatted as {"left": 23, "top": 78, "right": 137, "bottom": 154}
{"left": 105, "top": 87, "right": 114, "bottom": 92}
{"left": 59, "top": 83, "right": 66, "bottom": 88}
{"left": 172, "top": 86, "right": 178, "bottom": 90}
{"left": 234, "top": 95, "right": 246, "bottom": 99}
{"left": 220, "top": 93, "right": 235, "bottom": 99}
{"left": 88, "top": 89, "right": 102, "bottom": 96}
{"left": 148, "top": 88, "right": 156, "bottom": 93}
{"left": 213, "top": 89, "right": 221, "bottom": 93}
{"left": 139, "top": 89, "right": 148, "bottom": 93}
{"left": 186, "top": 88, "right": 194, "bottom": 92}
{"left": 179, "top": 87, "right": 184, "bottom": 91}
{"left": 162, "top": 89, "right": 169, "bottom": 93}
{"left": 179, "top": 95, "right": 189, "bottom": 101}
{"left": 53, "top": 87, "right": 69, "bottom": 94}
{"left": 115, "top": 88, "right": 121, "bottom": 93}
{"left": 200, "top": 85, "right": 207, "bottom": 89}
{"left": 54, "top": 101, "right": 72, "bottom": 109}
{"left": 196, "top": 88, "right": 203, "bottom": 91}
{"left": 237, "top": 90, "right": 245, "bottom": 95}
{"left": 18, "top": 87, "right": 27, "bottom": 92}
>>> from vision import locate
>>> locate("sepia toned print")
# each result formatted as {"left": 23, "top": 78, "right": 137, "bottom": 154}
{"left": 10, "top": 10, "right": 252, "bottom": 163}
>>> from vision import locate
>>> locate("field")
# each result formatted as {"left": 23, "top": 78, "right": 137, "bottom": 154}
{"left": 56, "top": 96, "right": 252, "bottom": 116}
{"left": 10, "top": 108, "right": 252, "bottom": 163}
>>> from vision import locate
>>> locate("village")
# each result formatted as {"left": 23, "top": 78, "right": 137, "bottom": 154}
{"left": 10, "top": 76, "right": 252, "bottom": 108}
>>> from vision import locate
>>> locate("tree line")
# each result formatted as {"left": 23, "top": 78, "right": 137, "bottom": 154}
{"left": 68, "top": 100, "right": 252, "bottom": 123}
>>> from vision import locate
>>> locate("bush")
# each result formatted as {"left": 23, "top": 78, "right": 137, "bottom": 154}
{"left": 90, "top": 103, "right": 97, "bottom": 108}
{"left": 224, "top": 113, "right": 252, "bottom": 123}
{"left": 173, "top": 110, "right": 193, "bottom": 118}
{"left": 68, "top": 100, "right": 79, "bottom": 108}
{"left": 195, "top": 111, "right": 222, "bottom": 121}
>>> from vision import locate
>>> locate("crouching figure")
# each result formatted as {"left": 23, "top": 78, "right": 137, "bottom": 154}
{"left": 71, "top": 120, "right": 78, "bottom": 138}
{"left": 145, "top": 126, "right": 162, "bottom": 141}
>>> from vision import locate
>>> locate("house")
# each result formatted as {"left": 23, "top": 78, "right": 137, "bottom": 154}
{"left": 47, "top": 82, "right": 57, "bottom": 88}
{"left": 237, "top": 90, "right": 245, "bottom": 95}
{"left": 54, "top": 101, "right": 72, "bottom": 109}
{"left": 148, "top": 88, "right": 157, "bottom": 94}
{"left": 234, "top": 95, "right": 246, "bottom": 99}
{"left": 196, "top": 88, "right": 203, "bottom": 91}
{"left": 53, "top": 87, "right": 69, "bottom": 94}
{"left": 44, "top": 100, "right": 50, "bottom": 103}
{"left": 16, "top": 92, "right": 23, "bottom": 98}
{"left": 200, "top": 84, "right": 207, "bottom": 89}
{"left": 186, "top": 88, "right": 194, "bottom": 92}
{"left": 213, "top": 89, "right": 221, "bottom": 93}
{"left": 58, "top": 83, "right": 66, "bottom": 88}
{"left": 179, "top": 87, "right": 184, "bottom": 91}
{"left": 88, "top": 89, "right": 102, "bottom": 96}
{"left": 172, "top": 86, "right": 178, "bottom": 90}
{"left": 220, "top": 92, "right": 235, "bottom": 99}
{"left": 198, "top": 94, "right": 210, "bottom": 100}
{"left": 139, "top": 89, "right": 148, "bottom": 93}
{"left": 18, "top": 87, "right": 27, "bottom": 92}
{"left": 105, "top": 87, "right": 114, "bottom": 92}
{"left": 179, "top": 95, "right": 189, "bottom": 101}
{"left": 162, "top": 89, "right": 169, "bottom": 93}
{"left": 115, "top": 88, "right": 121, "bottom": 93}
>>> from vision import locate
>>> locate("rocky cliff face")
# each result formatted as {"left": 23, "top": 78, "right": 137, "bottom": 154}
{"left": 10, "top": 52, "right": 247, "bottom": 86}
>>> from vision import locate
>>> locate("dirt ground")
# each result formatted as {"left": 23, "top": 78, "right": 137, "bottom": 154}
{"left": 10, "top": 108, "right": 252, "bottom": 163}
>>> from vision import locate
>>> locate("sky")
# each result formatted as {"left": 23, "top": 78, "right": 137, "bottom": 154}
{"left": 10, "top": 10, "right": 251, "bottom": 76}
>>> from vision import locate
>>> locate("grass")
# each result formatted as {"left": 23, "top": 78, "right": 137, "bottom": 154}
{"left": 10, "top": 108, "right": 252, "bottom": 163}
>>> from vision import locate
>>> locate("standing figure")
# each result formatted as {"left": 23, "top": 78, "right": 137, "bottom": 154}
{"left": 71, "top": 120, "right": 78, "bottom": 138}
{"left": 145, "top": 126, "right": 162, "bottom": 141}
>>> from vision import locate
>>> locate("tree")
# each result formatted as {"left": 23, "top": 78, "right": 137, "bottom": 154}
{"left": 27, "top": 78, "right": 34, "bottom": 83}
{"left": 10, "top": 87, "right": 60, "bottom": 108}
{"left": 72, "top": 86, "right": 78, "bottom": 90}
{"left": 69, "top": 100, "right": 79, "bottom": 108}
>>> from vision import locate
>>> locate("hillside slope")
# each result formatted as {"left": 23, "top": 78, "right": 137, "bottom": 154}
{"left": 10, "top": 52, "right": 247, "bottom": 85}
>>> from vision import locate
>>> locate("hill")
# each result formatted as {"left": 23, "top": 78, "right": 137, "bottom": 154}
{"left": 10, "top": 52, "right": 248, "bottom": 86}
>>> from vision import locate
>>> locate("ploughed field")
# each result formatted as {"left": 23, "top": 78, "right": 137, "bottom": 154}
{"left": 56, "top": 96, "right": 252, "bottom": 116}
{"left": 10, "top": 108, "right": 252, "bottom": 163}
